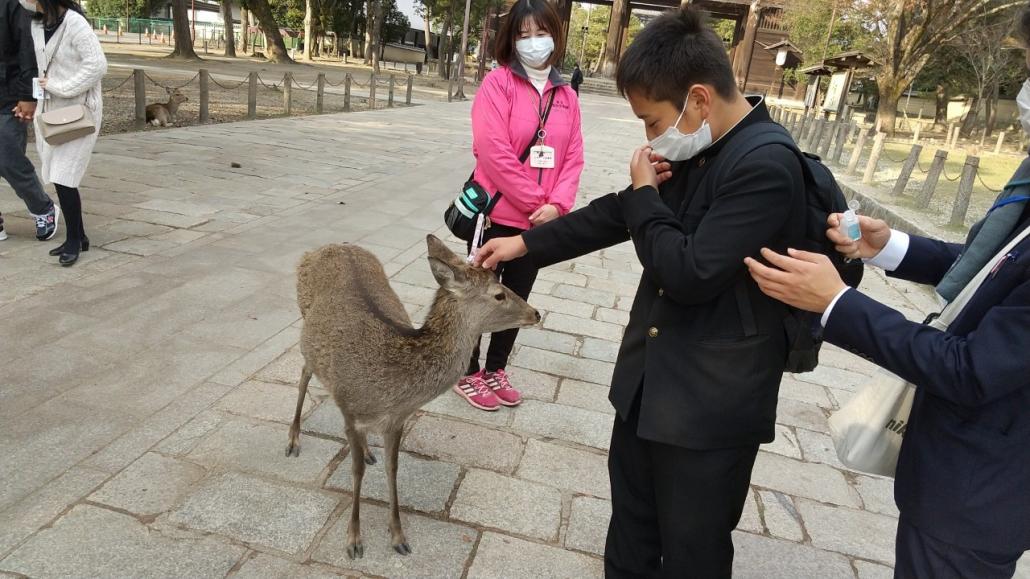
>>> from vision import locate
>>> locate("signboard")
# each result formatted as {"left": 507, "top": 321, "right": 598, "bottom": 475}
{"left": 804, "top": 80, "right": 819, "bottom": 109}
{"left": 822, "top": 71, "right": 850, "bottom": 113}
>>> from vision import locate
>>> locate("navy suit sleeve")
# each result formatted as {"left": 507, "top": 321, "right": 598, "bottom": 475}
{"left": 823, "top": 282, "right": 1030, "bottom": 407}
{"left": 522, "top": 191, "right": 630, "bottom": 269}
{"left": 888, "top": 235, "right": 963, "bottom": 286}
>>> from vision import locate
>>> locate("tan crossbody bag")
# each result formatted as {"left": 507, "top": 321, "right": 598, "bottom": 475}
{"left": 37, "top": 22, "right": 96, "bottom": 146}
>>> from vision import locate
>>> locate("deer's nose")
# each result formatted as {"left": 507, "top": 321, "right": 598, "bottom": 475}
{"left": 533, "top": 310, "right": 541, "bottom": 323}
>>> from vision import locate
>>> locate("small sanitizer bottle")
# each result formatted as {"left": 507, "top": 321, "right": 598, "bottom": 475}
{"left": 840, "top": 199, "right": 862, "bottom": 242}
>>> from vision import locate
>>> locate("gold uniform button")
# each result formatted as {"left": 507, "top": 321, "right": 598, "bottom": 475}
{"left": 658, "top": 288, "right": 664, "bottom": 296}
{"left": 648, "top": 327, "right": 659, "bottom": 338}
{"left": 698, "top": 157, "right": 707, "bottom": 167}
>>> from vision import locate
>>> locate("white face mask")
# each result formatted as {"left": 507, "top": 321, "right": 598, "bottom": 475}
{"left": 18, "top": 0, "right": 37, "bottom": 11}
{"left": 1017, "top": 79, "right": 1030, "bottom": 136}
{"left": 649, "top": 100, "right": 713, "bottom": 162}
{"left": 516, "top": 36, "right": 554, "bottom": 70}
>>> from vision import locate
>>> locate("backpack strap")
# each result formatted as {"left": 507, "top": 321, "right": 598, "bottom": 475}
{"left": 689, "top": 121, "right": 806, "bottom": 338}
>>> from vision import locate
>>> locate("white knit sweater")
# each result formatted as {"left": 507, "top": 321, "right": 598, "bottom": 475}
{"left": 31, "top": 10, "right": 106, "bottom": 188}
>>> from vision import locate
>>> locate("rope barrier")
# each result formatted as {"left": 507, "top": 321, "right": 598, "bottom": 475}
{"left": 144, "top": 71, "right": 199, "bottom": 90}
{"left": 102, "top": 74, "right": 134, "bottom": 94}
{"left": 325, "top": 76, "right": 348, "bottom": 87}
{"left": 882, "top": 149, "right": 909, "bottom": 164}
{"left": 915, "top": 158, "right": 931, "bottom": 174}
{"left": 292, "top": 78, "right": 319, "bottom": 90}
{"left": 943, "top": 167, "right": 962, "bottom": 182}
{"left": 209, "top": 76, "right": 249, "bottom": 91}
{"left": 256, "top": 74, "right": 282, "bottom": 90}
{"left": 977, "top": 173, "right": 1003, "bottom": 193}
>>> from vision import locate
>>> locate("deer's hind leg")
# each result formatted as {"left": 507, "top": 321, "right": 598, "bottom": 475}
{"left": 384, "top": 422, "right": 410, "bottom": 555}
{"left": 344, "top": 420, "right": 369, "bottom": 560}
{"left": 285, "top": 365, "right": 313, "bottom": 457}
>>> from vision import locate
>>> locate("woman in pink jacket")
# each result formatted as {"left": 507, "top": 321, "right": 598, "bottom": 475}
{"left": 454, "top": 0, "right": 584, "bottom": 411}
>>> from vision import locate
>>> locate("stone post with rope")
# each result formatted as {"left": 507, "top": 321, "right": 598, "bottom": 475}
{"left": 916, "top": 149, "right": 949, "bottom": 209}
{"left": 950, "top": 156, "right": 980, "bottom": 227}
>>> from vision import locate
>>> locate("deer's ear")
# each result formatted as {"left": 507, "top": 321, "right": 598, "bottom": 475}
{"left": 428, "top": 256, "right": 468, "bottom": 292}
{"left": 425, "top": 234, "right": 463, "bottom": 267}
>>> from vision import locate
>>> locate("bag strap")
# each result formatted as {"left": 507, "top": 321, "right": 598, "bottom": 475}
{"left": 932, "top": 223, "right": 1030, "bottom": 331}
{"left": 40, "top": 19, "right": 70, "bottom": 114}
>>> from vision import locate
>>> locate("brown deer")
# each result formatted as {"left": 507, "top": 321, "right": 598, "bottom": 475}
{"left": 146, "top": 88, "right": 189, "bottom": 127}
{"left": 286, "top": 235, "right": 539, "bottom": 559}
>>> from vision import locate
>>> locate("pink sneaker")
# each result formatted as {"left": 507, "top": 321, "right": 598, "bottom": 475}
{"left": 454, "top": 370, "right": 501, "bottom": 411}
{"left": 484, "top": 369, "right": 522, "bottom": 407}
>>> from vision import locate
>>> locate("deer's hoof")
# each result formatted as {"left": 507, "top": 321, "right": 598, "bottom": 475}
{"left": 285, "top": 441, "right": 300, "bottom": 457}
{"left": 346, "top": 541, "right": 364, "bottom": 560}
{"left": 363, "top": 452, "right": 377, "bottom": 466}
{"left": 393, "top": 542, "right": 412, "bottom": 556}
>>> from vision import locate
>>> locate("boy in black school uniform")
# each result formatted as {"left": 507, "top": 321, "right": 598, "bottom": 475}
{"left": 475, "top": 6, "right": 806, "bottom": 577}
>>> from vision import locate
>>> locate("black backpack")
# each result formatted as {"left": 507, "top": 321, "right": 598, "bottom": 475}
{"left": 699, "top": 120, "right": 864, "bottom": 373}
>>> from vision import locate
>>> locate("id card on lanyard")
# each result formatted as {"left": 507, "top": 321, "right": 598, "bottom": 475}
{"left": 529, "top": 90, "right": 557, "bottom": 170}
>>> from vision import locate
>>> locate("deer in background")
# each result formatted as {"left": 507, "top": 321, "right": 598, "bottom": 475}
{"left": 146, "top": 87, "right": 188, "bottom": 127}
{"left": 286, "top": 235, "right": 539, "bottom": 559}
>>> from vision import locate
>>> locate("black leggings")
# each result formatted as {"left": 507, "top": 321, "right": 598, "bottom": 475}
{"left": 466, "top": 222, "right": 539, "bottom": 374}
{"left": 55, "top": 184, "right": 85, "bottom": 244}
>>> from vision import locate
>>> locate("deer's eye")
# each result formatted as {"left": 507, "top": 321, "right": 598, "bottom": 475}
{"left": 494, "top": 293, "right": 506, "bottom": 301}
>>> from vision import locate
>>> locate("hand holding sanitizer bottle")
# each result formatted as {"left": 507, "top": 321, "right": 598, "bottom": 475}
{"left": 840, "top": 200, "right": 862, "bottom": 242}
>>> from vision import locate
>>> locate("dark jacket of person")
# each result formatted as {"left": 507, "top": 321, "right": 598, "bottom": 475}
{"left": 523, "top": 98, "right": 806, "bottom": 449}
{"left": 0, "top": 0, "right": 37, "bottom": 110}
{"left": 571, "top": 66, "right": 584, "bottom": 88}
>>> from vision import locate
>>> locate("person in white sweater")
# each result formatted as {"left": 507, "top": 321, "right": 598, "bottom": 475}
{"left": 27, "top": 0, "right": 105, "bottom": 266}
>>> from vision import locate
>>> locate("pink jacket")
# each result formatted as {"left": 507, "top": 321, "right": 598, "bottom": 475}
{"left": 471, "top": 64, "right": 584, "bottom": 230}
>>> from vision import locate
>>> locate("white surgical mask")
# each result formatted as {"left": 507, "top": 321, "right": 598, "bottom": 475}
{"left": 516, "top": 36, "right": 554, "bottom": 70}
{"left": 649, "top": 100, "right": 713, "bottom": 162}
{"left": 1017, "top": 79, "right": 1030, "bottom": 136}
{"left": 18, "top": 0, "right": 37, "bottom": 11}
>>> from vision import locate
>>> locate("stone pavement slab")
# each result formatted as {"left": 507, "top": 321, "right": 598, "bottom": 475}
{"left": 0, "top": 505, "right": 245, "bottom": 578}
{"left": 327, "top": 451, "right": 461, "bottom": 514}
{"left": 451, "top": 469, "right": 563, "bottom": 541}
{"left": 467, "top": 532, "right": 604, "bottom": 579}
{"left": 89, "top": 452, "right": 206, "bottom": 516}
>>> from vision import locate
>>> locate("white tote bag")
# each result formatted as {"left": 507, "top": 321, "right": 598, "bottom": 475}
{"left": 828, "top": 225, "right": 1030, "bottom": 477}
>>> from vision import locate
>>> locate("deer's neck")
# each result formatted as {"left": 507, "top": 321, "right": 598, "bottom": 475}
{"left": 167, "top": 100, "right": 180, "bottom": 113}
{"left": 410, "top": 290, "right": 480, "bottom": 395}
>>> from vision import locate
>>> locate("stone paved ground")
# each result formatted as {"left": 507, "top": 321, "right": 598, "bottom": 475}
{"left": 2, "top": 95, "right": 1028, "bottom": 578}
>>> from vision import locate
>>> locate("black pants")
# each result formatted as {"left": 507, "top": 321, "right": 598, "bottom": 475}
{"left": 54, "top": 184, "right": 85, "bottom": 245}
{"left": 605, "top": 395, "right": 759, "bottom": 579}
{"left": 894, "top": 517, "right": 1021, "bottom": 579}
{"left": 466, "top": 222, "right": 538, "bottom": 373}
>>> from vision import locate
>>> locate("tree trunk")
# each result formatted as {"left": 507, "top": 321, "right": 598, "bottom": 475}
{"left": 370, "top": 0, "right": 383, "bottom": 73}
{"left": 248, "top": 0, "right": 294, "bottom": 63}
{"left": 169, "top": 0, "right": 200, "bottom": 59}
{"left": 934, "top": 84, "right": 948, "bottom": 127}
{"left": 364, "top": 0, "right": 374, "bottom": 64}
{"left": 222, "top": 0, "right": 237, "bottom": 57}
{"left": 961, "top": 94, "right": 981, "bottom": 136}
{"left": 303, "top": 0, "right": 314, "bottom": 60}
{"left": 454, "top": 0, "right": 472, "bottom": 97}
{"left": 423, "top": 4, "right": 433, "bottom": 70}
{"left": 985, "top": 80, "right": 1000, "bottom": 136}
{"left": 439, "top": 4, "right": 454, "bottom": 79}
{"left": 240, "top": 8, "right": 250, "bottom": 53}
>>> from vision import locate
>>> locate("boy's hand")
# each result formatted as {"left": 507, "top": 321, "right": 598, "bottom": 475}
{"left": 744, "top": 248, "right": 847, "bottom": 313}
{"left": 650, "top": 151, "right": 673, "bottom": 185}
{"left": 825, "top": 213, "right": 892, "bottom": 260}
{"left": 529, "top": 204, "right": 559, "bottom": 226}
{"left": 630, "top": 145, "right": 658, "bottom": 190}
{"left": 474, "top": 235, "right": 528, "bottom": 270}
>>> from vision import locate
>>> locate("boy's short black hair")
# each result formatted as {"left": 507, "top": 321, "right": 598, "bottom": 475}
{"left": 616, "top": 6, "right": 738, "bottom": 108}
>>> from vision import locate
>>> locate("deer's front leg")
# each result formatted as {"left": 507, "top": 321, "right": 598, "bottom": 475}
{"left": 384, "top": 424, "right": 410, "bottom": 555}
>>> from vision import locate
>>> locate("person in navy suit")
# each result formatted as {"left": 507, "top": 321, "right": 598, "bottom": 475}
{"left": 742, "top": 24, "right": 1030, "bottom": 576}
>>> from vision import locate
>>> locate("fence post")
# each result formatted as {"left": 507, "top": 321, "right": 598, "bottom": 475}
{"left": 946, "top": 123, "right": 956, "bottom": 149}
{"left": 388, "top": 74, "right": 395, "bottom": 108}
{"left": 891, "top": 143, "right": 923, "bottom": 197}
{"left": 862, "top": 132, "right": 886, "bottom": 184}
{"left": 247, "top": 72, "right": 257, "bottom": 119}
{"left": 916, "top": 149, "right": 949, "bottom": 209}
{"left": 369, "top": 73, "right": 377, "bottom": 109}
{"left": 978, "top": 128, "right": 987, "bottom": 151}
{"left": 406, "top": 74, "right": 413, "bottom": 105}
{"left": 831, "top": 121, "right": 848, "bottom": 165}
{"left": 846, "top": 129, "right": 869, "bottom": 176}
{"left": 805, "top": 118, "right": 824, "bottom": 151}
{"left": 199, "top": 69, "right": 209, "bottom": 123}
{"left": 796, "top": 113, "right": 809, "bottom": 143}
{"left": 994, "top": 131, "right": 1005, "bottom": 154}
{"left": 133, "top": 69, "right": 146, "bottom": 127}
{"left": 344, "top": 74, "right": 352, "bottom": 112}
{"left": 316, "top": 73, "right": 325, "bottom": 114}
{"left": 911, "top": 121, "right": 921, "bottom": 144}
{"left": 819, "top": 120, "right": 836, "bottom": 158}
{"left": 949, "top": 155, "right": 980, "bottom": 228}
{"left": 283, "top": 72, "right": 293, "bottom": 115}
